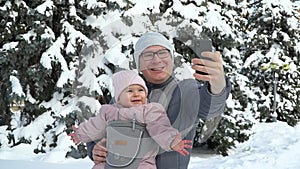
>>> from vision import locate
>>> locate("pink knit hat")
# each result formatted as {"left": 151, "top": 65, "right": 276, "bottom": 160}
{"left": 112, "top": 70, "right": 148, "bottom": 101}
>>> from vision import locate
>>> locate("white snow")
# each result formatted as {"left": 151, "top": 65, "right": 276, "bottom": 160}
{"left": 1, "top": 122, "right": 300, "bottom": 169}
{"left": 9, "top": 75, "right": 25, "bottom": 97}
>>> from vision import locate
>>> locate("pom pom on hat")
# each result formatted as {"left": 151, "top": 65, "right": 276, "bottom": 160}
{"left": 112, "top": 70, "right": 148, "bottom": 101}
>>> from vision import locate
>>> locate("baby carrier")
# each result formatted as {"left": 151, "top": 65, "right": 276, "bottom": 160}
{"left": 149, "top": 78, "right": 222, "bottom": 144}
{"left": 105, "top": 113, "right": 156, "bottom": 169}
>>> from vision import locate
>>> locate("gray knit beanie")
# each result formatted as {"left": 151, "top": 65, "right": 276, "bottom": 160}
{"left": 134, "top": 32, "right": 174, "bottom": 71}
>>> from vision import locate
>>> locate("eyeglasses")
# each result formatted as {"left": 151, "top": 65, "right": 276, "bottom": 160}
{"left": 140, "top": 49, "right": 170, "bottom": 61}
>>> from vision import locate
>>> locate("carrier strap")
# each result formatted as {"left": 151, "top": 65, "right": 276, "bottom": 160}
{"left": 148, "top": 78, "right": 178, "bottom": 110}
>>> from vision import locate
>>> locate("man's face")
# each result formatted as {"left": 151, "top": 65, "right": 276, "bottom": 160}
{"left": 139, "top": 46, "right": 173, "bottom": 84}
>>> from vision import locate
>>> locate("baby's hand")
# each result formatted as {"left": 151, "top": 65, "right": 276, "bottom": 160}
{"left": 68, "top": 125, "right": 80, "bottom": 145}
{"left": 171, "top": 134, "right": 193, "bottom": 156}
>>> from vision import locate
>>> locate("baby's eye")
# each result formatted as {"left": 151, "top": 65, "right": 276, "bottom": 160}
{"left": 139, "top": 89, "right": 145, "bottom": 92}
{"left": 127, "top": 89, "right": 133, "bottom": 93}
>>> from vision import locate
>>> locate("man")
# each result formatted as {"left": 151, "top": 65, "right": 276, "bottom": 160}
{"left": 87, "top": 32, "right": 231, "bottom": 169}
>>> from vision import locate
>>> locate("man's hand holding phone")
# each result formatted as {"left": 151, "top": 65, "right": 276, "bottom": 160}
{"left": 191, "top": 39, "right": 226, "bottom": 94}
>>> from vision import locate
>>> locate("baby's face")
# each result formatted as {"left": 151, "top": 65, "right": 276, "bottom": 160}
{"left": 118, "top": 84, "right": 147, "bottom": 108}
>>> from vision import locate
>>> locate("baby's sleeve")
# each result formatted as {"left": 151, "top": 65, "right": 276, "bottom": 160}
{"left": 75, "top": 105, "right": 110, "bottom": 143}
{"left": 144, "top": 103, "right": 180, "bottom": 151}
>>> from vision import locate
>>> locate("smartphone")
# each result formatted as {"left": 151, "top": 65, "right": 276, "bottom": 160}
{"left": 193, "top": 39, "right": 212, "bottom": 75}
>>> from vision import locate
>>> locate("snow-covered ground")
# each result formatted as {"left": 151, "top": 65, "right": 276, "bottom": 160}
{"left": 1, "top": 121, "right": 300, "bottom": 169}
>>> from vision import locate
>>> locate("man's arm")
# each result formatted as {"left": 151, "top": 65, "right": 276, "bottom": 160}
{"left": 201, "top": 77, "right": 231, "bottom": 119}
{"left": 86, "top": 141, "right": 95, "bottom": 160}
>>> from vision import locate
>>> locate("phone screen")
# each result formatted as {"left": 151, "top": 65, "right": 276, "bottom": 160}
{"left": 193, "top": 39, "right": 212, "bottom": 75}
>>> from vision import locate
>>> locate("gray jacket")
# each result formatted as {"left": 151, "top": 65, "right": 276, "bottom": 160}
{"left": 147, "top": 76, "right": 230, "bottom": 169}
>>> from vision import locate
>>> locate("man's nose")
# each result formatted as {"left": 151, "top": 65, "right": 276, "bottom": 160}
{"left": 151, "top": 54, "right": 161, "bottom": 62}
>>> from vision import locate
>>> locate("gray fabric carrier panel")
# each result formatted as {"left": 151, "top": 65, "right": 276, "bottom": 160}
{"left": 105, "top": 120, "right": 157, "bottom": 169}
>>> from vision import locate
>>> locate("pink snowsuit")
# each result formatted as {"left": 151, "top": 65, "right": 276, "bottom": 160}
{"left": 75, "top": 102, "right": 180, "bottom": 169}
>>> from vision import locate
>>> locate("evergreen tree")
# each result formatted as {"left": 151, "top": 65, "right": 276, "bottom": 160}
{"left": 121, "top": 0, "right": 254, "bottom": 155}
{"left": 242, "top": 0, "right": 300, "bottom": 126}
{"left": 181, "top": 0, "right": 255, "bottom": 155}
{"left": 0, "top": 0, "right": 255, "bottom": 157}
{"left": 0, "top": 0, "right": 57, "bottom": 128}
{"left": 2, "top": 0, "right": 298, "bottom": 159}
{"left": 0, "top": 0, "right": 115, "bottom": 155}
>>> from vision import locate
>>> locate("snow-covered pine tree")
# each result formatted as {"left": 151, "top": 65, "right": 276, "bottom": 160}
{"left": 124, "top": 0, "right": 254, "bottom": 155}
{"left": 0, "top": 1, "right": 59, "bottom": 143}
{"left": 0, "top": 0, "right": 115, "bottom": 156}
{"left": 0, "top": 0, "right": 259, "bottom": 157}
{"left": 242, "top": 0, "right": 300, "bottom": 126}
{"left": 173, "top": 0, "right": 255, "bottom": 155}
{"left": 4, "top": 0, "right": 296, "bottom": 159}
{"left": 63, "top": 0, "right": 255, "bottom": 156}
